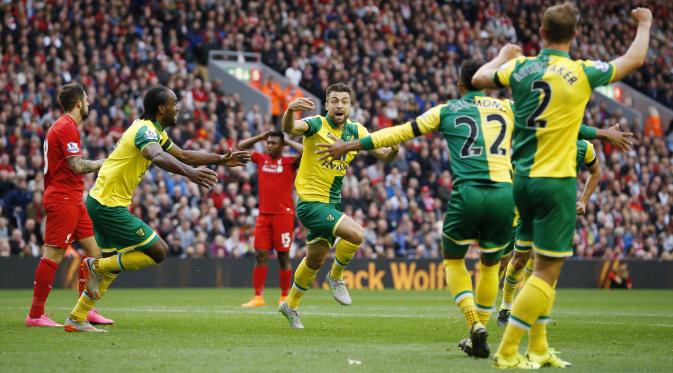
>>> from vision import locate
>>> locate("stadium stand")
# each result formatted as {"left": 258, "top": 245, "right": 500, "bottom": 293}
{"left": 1, "top": 0, "right": 672, "bottom": 261}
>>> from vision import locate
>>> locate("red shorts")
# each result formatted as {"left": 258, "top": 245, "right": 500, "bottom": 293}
{"left": 253, "top": 213, "right": 295, "bottom": 252}
{"left": 43, "top": 203, "right": 94, "bottom": 249}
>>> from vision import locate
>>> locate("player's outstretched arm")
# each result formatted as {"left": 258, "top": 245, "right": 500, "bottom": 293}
{"left": 579, "top": 123, "right": 635, "bottom": 152}
{"left": 142, "top": 143, "right": 218, "bottom": 189}
{"left": 610, "top": 8, "right": 652, "bottom": 82}
{"left": 66, "top": 157, "right": 105, "bottom": 174}
{"left": 282, "top": 98, "right": 315, "bottom": 136}
{"left": 167, "top": 143, "right": 251, "bottom": 167}
{"left": 472, "top": 44, "right": 522, "bottom": 89}
{"left": 577, "top": 159, "right": 601, "bottom": 215}
{"left": 237, "top": 131, "right": 271, "bottom": 150}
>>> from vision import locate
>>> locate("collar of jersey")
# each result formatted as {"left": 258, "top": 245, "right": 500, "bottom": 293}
{"left": 462, "top": 91, "right": 486, "bottom": 100}
{"left": 540, "top": 48, "right": 570, "bottom": 58}
{"left": 325, "top": 115, "right": 346, "bottom": 129}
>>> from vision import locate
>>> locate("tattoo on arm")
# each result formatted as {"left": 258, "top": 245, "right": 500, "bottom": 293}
{"left": 67, "top": 157, "right": 104, "bottom": 174}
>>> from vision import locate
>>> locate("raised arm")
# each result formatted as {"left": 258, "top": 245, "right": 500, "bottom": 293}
{"left": 142, "top": 143, "right": 218, "bottom": 188}
{"left": 66, "top": 157, "right": 105, "bottom": 174}
{"left": 610, "top": 8, "right": 652, "bottom": 82}
{"left": 285, "top": 136, "right": 304, "bottom": 154}
{"left": 472, "top": 44, "right": 522, "bottom": 89}
{"left": 238, "top": 131, "right": 270, "bottom": 150}
{"left": 282, "top": 98, "right": 315, "bottom": 136}
{"left": 168, "top": 143, "right": 250, "bottom": 167}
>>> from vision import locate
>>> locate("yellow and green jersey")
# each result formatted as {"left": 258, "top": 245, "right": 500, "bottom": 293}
{"left": 296, "top": 115, "right": 369, "bottom": 203}
{"left": 90, "top": 119, "right": 173, "bottom": 207}
{"left": 495, "top": 48, "right": 615, "bottom": 178}
{"left": 360, "top": 91, "right": 515, "bottom": 186}
{"left": 575, "top": 139, "right": 596, "bottom": 172}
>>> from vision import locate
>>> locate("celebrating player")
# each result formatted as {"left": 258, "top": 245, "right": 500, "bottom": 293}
{"left": 472, "top": 3, "right": 652, "bottom": 368}
{"left": 498, "top": 138, "right": 602, "bottom": 326}
{"left": 25, "top": 83, "right": 112, "bottom": 328}
{"left": 318, "top": 61, "right": 515, "bottom": 358}
{"left": 238, "top": 130, "right": 303, "bottom": 307}
{"left": 278, "top": 83, "right": 398, "bottom": 329}
{"left": 63, "top": 86, "right": 250, "bottom": 332}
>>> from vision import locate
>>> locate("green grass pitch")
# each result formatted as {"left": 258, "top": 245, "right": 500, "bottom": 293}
{"left": 1, "top": 288, "right": 672, "bottom": 372}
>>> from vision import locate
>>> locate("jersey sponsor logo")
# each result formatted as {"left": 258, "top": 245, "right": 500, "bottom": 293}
{"left": 66, "top": 142, "right": 80, "bottom": 153}
{"left": 320, "top": 160, "right": 347, "bottom": 172}
{"left": 144, "top": 129, "right": 159, "bottom": 141}
{"left": 261, "top": 159, "right": 284, "bottom": 173}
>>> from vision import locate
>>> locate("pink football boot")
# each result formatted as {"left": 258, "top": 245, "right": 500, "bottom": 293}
{"left": 25, "top": 314, "right": 63, "bottom": 327}
{"left": 87, "top": 309, "right": 114, "bottom": 325}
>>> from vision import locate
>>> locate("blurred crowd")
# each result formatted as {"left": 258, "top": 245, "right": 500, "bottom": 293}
{"left": 1, "top": 0, "right": 672, "bottom": 261}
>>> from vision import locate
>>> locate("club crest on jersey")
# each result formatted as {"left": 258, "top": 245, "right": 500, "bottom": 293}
{"left": 326, "top": 214, "right": 335, "bottom": 222}
{"left": 135, "top": 228, "right": 146, "bottom": 237}
{"left": 66, "top": 142, "right": 79, "bottom": 153}
{"left": 144, "top": 129, "right": 159, "bottom": 141}
{"left": 344, "top": 135, "right": 352, "bottom": 141}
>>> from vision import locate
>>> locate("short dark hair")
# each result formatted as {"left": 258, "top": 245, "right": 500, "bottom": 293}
{"left": 459, "top": 60, "right": 483, "bottom": 91}
{"left": 267, "top": 130, "right": 285, "bottom": 143}
{"left": 57, "top": 83, "right": 86, "bottom": 112}
{"left": 543, "top": 2, "right": 578, "bottom": 44}
{"left": 326, "top": 83, "right": 355, "bottom": 102}
{"left": 141, "top": 86, "right": 172, "bottom": 121}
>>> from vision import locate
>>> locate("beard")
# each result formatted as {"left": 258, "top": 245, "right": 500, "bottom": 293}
{"left": 80, "top": 105, "right": 89, "bottom": 119}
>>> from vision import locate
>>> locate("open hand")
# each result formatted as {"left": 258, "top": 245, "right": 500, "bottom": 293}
{"left": 221, "top": 150, "right": 251, "bottom": 167}
{"left": 316, "top": 134, "right": 350, "bottom": 161}
{"left": 604, "top": 123, "right": 634, "bottom": 152}
{"left": 189, "top": 167, "right": 218, "bottom": 189}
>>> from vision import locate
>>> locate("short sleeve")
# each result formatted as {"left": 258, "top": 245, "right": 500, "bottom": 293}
{"left": 303, "top": 116, "right": 323, "bottom": 137}
{"left": 494, "top": 56, "right": 525, "bottom": 88}
{"left": 581, "top": 60, "right": 616, "bottom": 89}
{"left": 578, "top": 124, "right": 597, "bottom": 140}
{"left": 583, "top": 141, "right": 597, "bottom": 166}
{"left": 60, "top": 125, "right": 83, "bottom": 158}
{"left": 415, "top": 106, "right": 442, "bottom": 134}
{"left": 160, "top": 132, "right": 174, "bottom": 151}
{"left": 134, "top": 125, "right": 161, "bottom": 151}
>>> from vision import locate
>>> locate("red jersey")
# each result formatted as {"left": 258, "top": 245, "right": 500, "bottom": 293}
{"left": 252, "top": 151, "right": 297, "bottom": 214}
{"left": 43, "top": 115, "right": 84, "bottom": 205}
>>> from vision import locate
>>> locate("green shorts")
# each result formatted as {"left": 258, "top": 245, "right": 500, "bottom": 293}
{"left": 296, "top": 200, "right": 344, "bottom": 247}
{"left": 502, "top": 208, "right": 533, "bottom": 257}
{"left": 513, "top": 175, "right": 575, "bottom": 258}
{"left": 86, "top": 195, "right": 159, "bottom": 255}
{"left": 442, "top": 183, "right": 515, "bottom": 262}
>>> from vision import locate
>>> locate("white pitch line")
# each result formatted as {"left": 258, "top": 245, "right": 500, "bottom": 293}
{"left": 9, "top": 306, "right": 673, "bottom": 327}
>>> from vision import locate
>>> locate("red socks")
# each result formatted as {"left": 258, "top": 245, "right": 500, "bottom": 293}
{"left": 253, "top": 266, "right": 269, "bottom": 296}
{"left": 279, "top": 269, "right": 293, "bottom": 296}
{"left": 29, "top": 258, "right": 59, "bottom": 318}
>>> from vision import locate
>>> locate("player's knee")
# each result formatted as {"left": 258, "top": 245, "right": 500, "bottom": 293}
{"left": 255, "top": 250, "right": 269, "bottom": 265}
{"left": 277, "top": 252, "right": 291, "bottom": 269}
{"left": 346, "top": 227, "right": 365, "bottom": 246}
{"left": 147, "top": 240, "right": 168, "bottom": 264}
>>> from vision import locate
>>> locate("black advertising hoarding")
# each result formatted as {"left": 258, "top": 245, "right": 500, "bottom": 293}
{"left": 0, "top": 258, "right": 671, "bottom": 289}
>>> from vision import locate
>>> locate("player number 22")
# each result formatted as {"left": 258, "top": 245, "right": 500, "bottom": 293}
{"left": 454, "top": 114, "right": 508, "bottom": 158}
